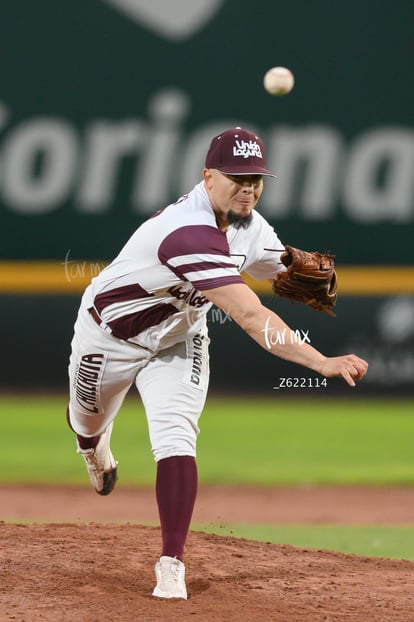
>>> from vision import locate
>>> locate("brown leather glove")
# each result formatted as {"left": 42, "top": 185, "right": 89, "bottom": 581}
{"left": 271, "top": 245, "right": 337, "bottom": 317}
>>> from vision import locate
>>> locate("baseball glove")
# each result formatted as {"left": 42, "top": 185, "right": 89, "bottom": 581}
{"left": 271, "top": 245, "right": 337, "bottom": 317}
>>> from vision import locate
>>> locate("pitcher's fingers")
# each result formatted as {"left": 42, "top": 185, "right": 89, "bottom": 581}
{"left": 341, "top": 368, "right": 356, "bottom": 387}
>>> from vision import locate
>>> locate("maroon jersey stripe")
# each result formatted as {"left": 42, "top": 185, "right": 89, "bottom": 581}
{"left": 177, "top": 259, "right": 237, "bottom": 273}
{"left": 193, "top": 274, "right": 243, "bottom": 290}
{"left": 107, "top": 303, "right": 178, "bottom": 341}
{"left": 158, "top": 225, "right": 230, "bottom": 269}
{"left": 94, "top": 283, "right": 152, "bottom": 314}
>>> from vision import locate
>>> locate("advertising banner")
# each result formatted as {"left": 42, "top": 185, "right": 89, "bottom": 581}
{"left": 0, "top": 1, "right": 412, "bottom": 393}
{"left": 0, "top": 1, "right": 413, "bottom": 264}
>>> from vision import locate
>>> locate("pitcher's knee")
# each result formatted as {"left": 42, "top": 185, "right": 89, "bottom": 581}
{"left": 152, "top": 429, "right": 198, "bottom": 462}
{"left": 153, "top": 446, "right": 197, "bottom": 462}
{"left": 67, "top": 403, "right": 107, "bottom": 438}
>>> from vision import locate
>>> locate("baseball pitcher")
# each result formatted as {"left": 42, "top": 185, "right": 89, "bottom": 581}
{"left": 66, "top": 127, "right": 368, "bottom": 599}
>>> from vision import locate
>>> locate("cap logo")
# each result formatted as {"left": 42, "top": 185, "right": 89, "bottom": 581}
{"left": 233, "top": 139, "right": 263, "bottom": 159}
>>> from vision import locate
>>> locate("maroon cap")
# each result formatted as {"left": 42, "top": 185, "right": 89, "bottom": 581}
{"left": 205, "top": 127, "right": 276, "bottom": 177}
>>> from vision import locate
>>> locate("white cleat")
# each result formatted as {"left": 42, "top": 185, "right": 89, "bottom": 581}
{"left": 77, "top": 422, "right": 118, "bottom": 496}
{"left": 152, "top": 556, "right": 187, "bottom": 600}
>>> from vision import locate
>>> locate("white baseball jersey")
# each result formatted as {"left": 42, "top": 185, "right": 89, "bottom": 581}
{"left": 80, "top": 181, "right": 285, "bottom": 352}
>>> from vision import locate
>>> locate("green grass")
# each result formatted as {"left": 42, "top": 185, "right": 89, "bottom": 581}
{"left": 197, "top": 396, "right": 414, "bottom": 485}
{"left": 1, "top": 394, "right": 413, "bottom": 485}
{"left": 1, "top": 393, "right": 414, "bottom": 561}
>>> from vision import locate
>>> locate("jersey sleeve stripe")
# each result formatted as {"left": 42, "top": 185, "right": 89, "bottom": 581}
{"left": 175, "top": 260, "right": 238, "bottom": 273}
{"left": 158, "top": 226, "right": 240, "bottom": 286}
{"left": 190, "top": 274, "right": 244, "bottom": 290}
{"left": 158, "top": 225, "right": 230, "bottom": 265}
{"left": 183, "top": 267, "right": 241, "bottom": 282}
{"left": 167, "top": 253, "right": 235, "bottom": 268}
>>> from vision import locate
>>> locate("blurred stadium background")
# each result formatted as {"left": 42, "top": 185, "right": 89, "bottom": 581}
{"left": 0, "top": 0, "right": 413, "bottom": 397}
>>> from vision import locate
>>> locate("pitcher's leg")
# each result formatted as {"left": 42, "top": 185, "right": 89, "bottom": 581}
{"left": 67, "top": 309, "right": 151, "bottom": 493}
{"left": 137, "top": 334, "right": 209, "bottom": 461}
{"left": 67, "top": 345, "right": 131, "bottom": 494}
{"left": 67, "top": 308, "right": 150, "bottom": 436}
{"left": 68, "top": 349, "right": 133, "bottom": 438}
{"left": 137, "top": 333, "right": 209, "bottom": 595}
{"left": 155, "top": 456, "right": 198, "bottom": 561}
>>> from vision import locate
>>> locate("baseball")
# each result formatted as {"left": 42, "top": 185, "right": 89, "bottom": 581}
{"left": 263, "top": 66, "right": 295, "bottom": 96}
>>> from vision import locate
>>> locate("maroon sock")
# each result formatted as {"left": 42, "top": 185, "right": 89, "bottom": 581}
{"left": 65, "top": 404, "right": 100, "bottom": 450}
{"left": 155, "top": 456, "right": 198, "bottom": 562}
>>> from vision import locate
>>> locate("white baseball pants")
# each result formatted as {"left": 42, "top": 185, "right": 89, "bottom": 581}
{"left": 67, "top": 308, "right": 210, "bottom": 461}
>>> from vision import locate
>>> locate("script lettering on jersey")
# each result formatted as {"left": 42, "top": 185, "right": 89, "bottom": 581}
{"left": 233, "top": 139, "right": 263, "bottom": 159}
{"left": 168, "top": 285, "right": 209, "bottom": 308}
{"left": 190, "top": 334, "right": 204, "bottom": 386}
{"left": 74, "top": 353, "right": 105, "bottom": 413}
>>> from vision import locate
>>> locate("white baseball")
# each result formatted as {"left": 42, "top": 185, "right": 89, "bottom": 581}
{"left": 263, "top": 66, "right": 295, "bottom": 96}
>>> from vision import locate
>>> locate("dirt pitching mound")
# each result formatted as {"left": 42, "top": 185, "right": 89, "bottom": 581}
{"left": 1, "top": 522, "right": 414, "bottom": 622}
